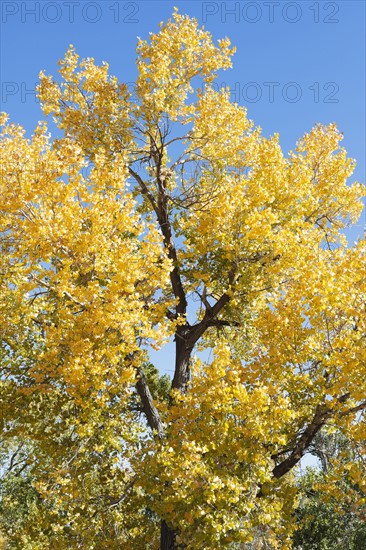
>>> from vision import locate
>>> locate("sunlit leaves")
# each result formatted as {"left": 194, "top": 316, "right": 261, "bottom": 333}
{"left": 1, "top": 8, "right": 365, "bottom": 549}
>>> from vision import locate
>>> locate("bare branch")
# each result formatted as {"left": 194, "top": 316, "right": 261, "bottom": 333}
{"left": 135, "top": 367, "right": 164, "bottom": 438}
{"left": 340, "top": 400, "right": 366, "bottom": 417}
{"left": 271, "top": 393, "right": 353, "bottom": 479}
{"left": 206, "top": 319, "right": 240, "bottom": 328}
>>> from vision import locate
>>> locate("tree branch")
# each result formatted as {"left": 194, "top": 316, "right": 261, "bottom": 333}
{"left": 128, "top": 167, "right": 158, "bottom": 212}
{"left": 340, "top": 400, "right": 366, "bottom": 416}
{"left": 271, "top": 393, "right": 352, "bottom": 479}
{"left": 129, "top": 166, "right": 187, "bottom": 315}
{"left": 135, "top": 367, "right": 164, "bottom": 438}
{"left": 205, "top": 319, "right": 240, "bottom": 328}
{"left": 272, "top": 404, "right": 332, "bottom": 479}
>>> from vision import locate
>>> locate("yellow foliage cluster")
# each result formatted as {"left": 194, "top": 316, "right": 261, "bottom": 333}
{"left": 0, "top": 9, "right": 365, "bottom": 550}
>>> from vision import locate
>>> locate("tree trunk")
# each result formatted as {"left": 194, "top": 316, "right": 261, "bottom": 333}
{"left": 172, "top": 325, "right": 193, "bottom": 391}
{"left": 159, "top": 327, "right": 193, "bottom": 549}
{"left": 161, "top": 520, "right": 177, "bottom": 550}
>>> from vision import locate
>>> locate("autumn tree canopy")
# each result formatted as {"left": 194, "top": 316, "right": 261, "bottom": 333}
{"left": 1, "top": 10, "right": 365, "bottom": 550}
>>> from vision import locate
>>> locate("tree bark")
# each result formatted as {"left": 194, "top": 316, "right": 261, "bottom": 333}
{"left": 135, "top": 367, "right": 165, "bottom": 439}
{"left": 272, "top": 404, "right": 332, "bottom": 478}
{"left": 159, "top": 330, "right": 192, "bottom": 548}
{"left": 172, "top": 325, "right": 194, "bottom": 391}
{"left": 161, "top": 520, "right": 177, "bottom": 550}
{"left": 272, "top": 393, "right": 353, "bottom": 479}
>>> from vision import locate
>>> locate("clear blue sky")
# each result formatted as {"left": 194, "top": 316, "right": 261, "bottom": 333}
{"left": 1, "top": 1, "right": 365, "bottom": 382}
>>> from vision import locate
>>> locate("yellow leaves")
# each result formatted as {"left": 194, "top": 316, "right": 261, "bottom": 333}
{"left": 134, "top": 344, "right": 299, "bottom": 545}
{"left": 289, "top": 123, "right": 364, "bottom": 230}
{"left": 181, "top": 118, "right": 364, "bottom": 320}
{"left": 1, "top": 10, "right": 366, "bottom": 549}
{"left": 136, "top": 10, "right": 235, "bottom": 121}
{"left": 0, "top": 111, "right": 8, "bottom": 126}
{"left": 57, "top": 44, "right": 79, "bottom": 80}
{"left": 245, "top": 237, "right": 366, "bottom": 433}
{"left": 37, "top": 73, "right": 62, "bottom": 116}
{"left": 191, "top": 87, "right": 256, "bottom": 170}
{"left": 0, "top": 120, "right": 173, "bottom": 405}
{"left": 38, "top": 48, "right": 135, "bottom": 160}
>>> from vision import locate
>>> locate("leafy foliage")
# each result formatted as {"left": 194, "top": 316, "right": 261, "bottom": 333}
{"left": 294, "top": 463, "right": 366, "bottom": 549}
{"left": 293, "top": 430, "right": 366, "bottom": 550}
{"left": 0, "top": 9, "right": 365, "bottom": 549}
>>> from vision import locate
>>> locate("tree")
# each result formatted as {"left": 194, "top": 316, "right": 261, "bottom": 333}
{"left": 0, "top": 9, "right": 365, "bottom": 549}
{"left": 293, "top": 431, "right": 366, "bottom": 549}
